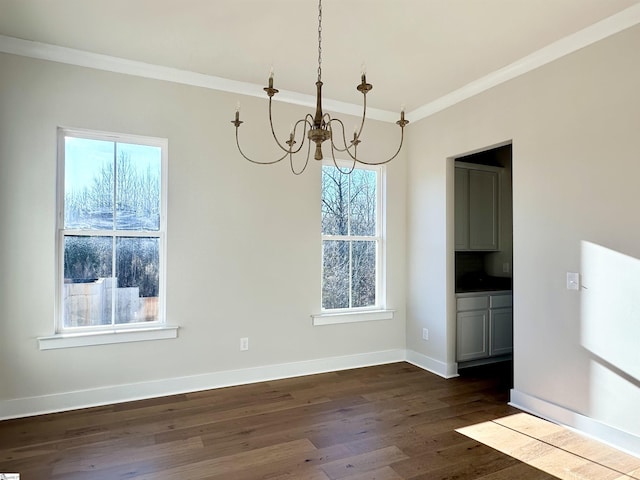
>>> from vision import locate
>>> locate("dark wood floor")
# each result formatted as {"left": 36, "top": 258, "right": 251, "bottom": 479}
{"left": 0, "top": 361, "right": 556, "bottom": 479}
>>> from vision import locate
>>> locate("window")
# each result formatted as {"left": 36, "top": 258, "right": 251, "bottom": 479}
{"left": 56, "top": 128, "right": 167, "bottom": 334}
{"left": 321, "top": 163, "right": 384, "bottom": 311}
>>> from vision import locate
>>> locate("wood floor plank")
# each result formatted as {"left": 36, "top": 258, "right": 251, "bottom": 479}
{"left": 263, "top": 468, "right": 332, "bottom": 480}
{"left": 457, "top": 419, "right": 556, "bottom": 462}
{"left": 51, "top": 436, "right": 204, "bottom": 476}
{"left": 493, "top": 412, "right": 565, "bottom": 438}
{"left": 476, "top": 461, "right": 558, "bottom": 479}
{"left": 390, "top": 438, "right": 516, "bottom": 479}
{"left": 319, "top": 445, "right": 409, "bottom": 479}
{"left": 130, "top": 438, "right": 317, "bottom": 480}
{"left": 528, "top": 447, "right": 614, "bottom": 479}
{"left": 542, "top": 428, "right": 640, "bottom": 475}
{"left": 340, "top": 466, "right": 404, "bottom": 480}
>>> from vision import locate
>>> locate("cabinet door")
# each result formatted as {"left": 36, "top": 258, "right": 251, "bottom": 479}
{"left": 490, "top": 307, "right": 513, "bottom": 356}
{"left": 456, "top": 310, "right": 489, "bottom": 361}
{"left": 468, "top": 169, "right": 498, "bottom": 250}
{"left": 454, "top": 167, "right": 469, "bottom": 250}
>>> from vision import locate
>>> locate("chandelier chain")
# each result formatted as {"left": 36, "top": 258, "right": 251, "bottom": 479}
{"left": 317, "top": 0, "right": 322, "bottom": 82}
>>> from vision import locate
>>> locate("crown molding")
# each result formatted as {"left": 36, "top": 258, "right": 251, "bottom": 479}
{"left": 1, "top": 3, "right": 639, "bottom": 124}
{"left": 410, "top": 3, "right": 640, "bottom": 122}
{"left": 0, "top": 34, "right": 397, "bottom": 123}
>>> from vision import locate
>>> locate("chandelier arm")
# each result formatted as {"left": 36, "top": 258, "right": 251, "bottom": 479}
{"left": 268, "top": 96, "right": 299, "bottom": 153}
{"left": 284, "top": 118, "right": 312, "bottom": 156}
{"left": 326, "top": 116, "right": 407, "bottom": 166}
{"left": 290, "top": 132, "right": 313, "bottom": 175}
{"left": 235, "top": 127, "right": 289, "bottom": 165}
{"left": 326, "top": 117, "right": 352, "bottom": 153}
{"left": 328, "top": 133, "right": 358, "bottom": 175}
{"left": 292, "top": 118, "right": 313, "bottom": 155}
{"left": 349, "top": 127, "right": 407, "bottom": 166}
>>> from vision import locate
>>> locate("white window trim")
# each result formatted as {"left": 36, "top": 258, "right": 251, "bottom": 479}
{"left": 316, "top": 160, "right": 389, "bottom": 324}
{"left": 53, "top": 127, "right": 171, "bottom": 345}
{"left": 311, "top": 309, "right": 394, "bottom": 326}
{"left": 38, "top": 325, "right": 179, "bottom": 350}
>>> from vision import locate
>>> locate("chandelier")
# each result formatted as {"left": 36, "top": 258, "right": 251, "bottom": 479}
{"left": 231, "top": 0, "right": 409, "bottom": 175}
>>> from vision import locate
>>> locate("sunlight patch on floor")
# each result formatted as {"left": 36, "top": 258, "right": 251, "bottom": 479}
{"left": 456, "top": 413, "right": 640, "bottom": 480}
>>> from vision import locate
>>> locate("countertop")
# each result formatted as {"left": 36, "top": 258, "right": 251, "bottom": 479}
{"left": 455, "top": 273, "right": 512, "bottom": 294}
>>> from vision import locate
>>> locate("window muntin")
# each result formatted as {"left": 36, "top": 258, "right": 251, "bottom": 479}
{"left": 57, "top": 129, "right": 167, "bottom": 331}
{"left": 321, "top": 164, "right": 383, "bottom": 311}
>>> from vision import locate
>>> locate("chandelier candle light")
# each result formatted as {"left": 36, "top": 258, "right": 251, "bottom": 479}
{"left": 231, "top": 0, "right": 409, "bottom": 175}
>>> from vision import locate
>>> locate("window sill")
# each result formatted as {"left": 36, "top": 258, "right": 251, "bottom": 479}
{"left": 311, "top": 309, "right": 394, "bottom": 326}
{"left": 38, "top": 325, "right": 179, "bottom": 350}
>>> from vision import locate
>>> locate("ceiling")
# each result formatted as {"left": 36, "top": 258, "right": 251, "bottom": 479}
{"left": 1, "top": 0, "right": 639, "bottom": 118}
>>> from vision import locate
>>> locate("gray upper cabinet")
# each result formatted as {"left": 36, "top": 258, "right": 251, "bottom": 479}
{"left": 454, "top": 167, "right": 470, "bottom": 250}
{"left": 455, "top": 164, "right": 500, "bottom": 251}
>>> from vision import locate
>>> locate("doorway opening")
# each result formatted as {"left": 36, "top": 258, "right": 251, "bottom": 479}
{"left": 454, "top": 144, "right": 513, "bottom": 386}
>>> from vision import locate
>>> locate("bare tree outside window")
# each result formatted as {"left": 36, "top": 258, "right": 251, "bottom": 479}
{"left": 60, "top": 132, "right": 165, "bottom": 329}
{"left": 321, "top": 165, "right": 380, "bottom": 310}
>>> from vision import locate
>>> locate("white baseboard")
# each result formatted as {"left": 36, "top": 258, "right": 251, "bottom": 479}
{"left": 510, "top": 389, "right": 640, "bottom": 458}
{"left": 0, "top": 349, "right": 406, "bottom": 420}
{"left": 405, "top": 349, "right": 459, "bottom": 378}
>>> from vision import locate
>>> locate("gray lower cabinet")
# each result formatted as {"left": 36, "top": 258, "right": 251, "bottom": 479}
{"left": 456, "top": 291, "right": 512, "bottom": 362}
{"left": 457, "top": 309, "right": 489, "bottom": 361}
{"left": 489, "top": 307, "right": 513, "bottom": 356}
{"left": 455, "top": 165, "right": 500, "bottom": 251}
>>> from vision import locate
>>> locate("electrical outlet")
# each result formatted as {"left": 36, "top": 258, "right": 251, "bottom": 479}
{"left": 422, "top": 328, "right": 429, "bottom": 341}
{"left": 502, "top": 262, "right": 510, "bottom": 273}
{"left": 240, "top": 337, "right": 249, "bottom": 351}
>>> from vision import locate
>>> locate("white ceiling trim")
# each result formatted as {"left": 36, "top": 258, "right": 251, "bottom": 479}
{"left": 0, "top": 34, "right": 397, "bottom": 123}
{"left": 410, "top": 3, "right": 640, "bottom": 122}
{"left": 0, "top": 3, "right": 639, "bottom": 125}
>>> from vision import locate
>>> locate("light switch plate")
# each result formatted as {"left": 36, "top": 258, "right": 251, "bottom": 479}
{"left": 567, "top": 272, "right": 580, "bottom": 290}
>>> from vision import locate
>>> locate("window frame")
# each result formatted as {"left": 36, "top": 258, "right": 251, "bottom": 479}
{"left": 319, "top": 160, "right": 387, "bottom": 315}
{"left": 52, "top": 127, "right": 170, "bottom": 339}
